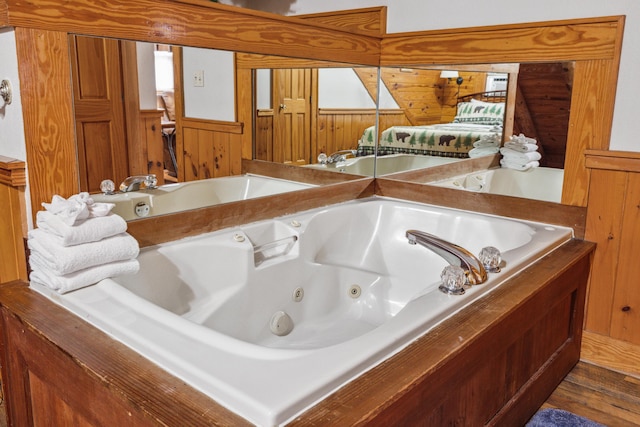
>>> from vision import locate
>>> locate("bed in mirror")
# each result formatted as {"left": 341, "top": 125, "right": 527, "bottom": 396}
{"left": 378, "top": 61, "right": 573, "bottom": 204}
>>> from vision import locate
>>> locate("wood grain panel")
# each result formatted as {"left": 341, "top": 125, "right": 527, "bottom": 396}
{"left": 381, "top": 18, "right": 622, "bottom": 66}
{"left": 610, "top": 172, "right": 640, "bottom": 344}
{"left": 5, "top": 0, "right": 380, "bottom": 65}
{"left": 296, "top": 7, "right": 387, "bottom": 37}
{"left": 15, "top": 27, "right": 77, "bottom": 220}
{"left": 581, "top": 331, "right": 640, "bottom": 378}
{"left": 583, "top": 169, "right": 627, "bottom": 335}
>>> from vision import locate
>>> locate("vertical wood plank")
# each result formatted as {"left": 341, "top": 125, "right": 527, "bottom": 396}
{"left": 583, "top": 168, "right": 627, "bottom": 334}
{"left": 15, "top": 28, "right": 77, "bottom": 218}
{"left": 610, "top": 172, "right": 640, "bottom": 344}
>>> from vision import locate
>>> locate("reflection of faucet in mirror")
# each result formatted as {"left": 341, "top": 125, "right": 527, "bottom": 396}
{"left": 318, "top": 150, "right": 358, "bottom": 166}
{"left": 406, "top": 229, "right": 488, "bottom": 285}
{"left": 119, "top": 175, "right": 158, "bottom": 193}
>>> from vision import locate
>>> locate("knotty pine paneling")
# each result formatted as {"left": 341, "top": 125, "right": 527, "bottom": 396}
{"left": 182, "top": 127, "right": 242, "bottom": 181}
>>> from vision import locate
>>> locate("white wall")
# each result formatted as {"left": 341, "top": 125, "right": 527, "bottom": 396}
{"left": 137, "top": 42, "right": 159, "bottom": 110}
{"left": 234, "top": 0, "right": 639, "bottom": 152}
{"left": 0, "top": 29, "right": 27, "bottom": 162}
{"left": 182, "top": 47, "right": 235, "bottom": 122}
{"left": 0, "top": 28, "right": 32, "bottom": 228}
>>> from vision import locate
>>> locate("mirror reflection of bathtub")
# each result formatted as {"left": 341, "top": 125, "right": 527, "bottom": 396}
{"left": 31, "top": 197, "right": 573, "bottom": 425}
{"left": 305, "top": 153, "right": 461, "bottom": 176}
{"left": 430, "top": 167, "right": 565, "bottom": 203}
{"left": 92, "top": 174, "right": 316, "bottom": 220}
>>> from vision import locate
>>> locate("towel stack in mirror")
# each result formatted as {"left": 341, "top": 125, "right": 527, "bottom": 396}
{"left": 468, "top": 132, "right": 502, "bottom": 158}
{"left": 499, "top": 134, "right": 541, "bottom": 170}
{"left": 27, "top": 193, "right": 140, "bottom": 294}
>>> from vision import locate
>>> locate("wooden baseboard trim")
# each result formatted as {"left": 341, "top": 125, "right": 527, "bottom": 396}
{"left": 581, "top": 331, "right": 640, "bottom": 379}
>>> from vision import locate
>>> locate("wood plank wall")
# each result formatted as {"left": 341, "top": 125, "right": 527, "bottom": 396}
{"left": 580, "top": 150, "right": 640, "bottom": 376}
{"left": 0, "top": 157, "right": 27, "bottom": 284}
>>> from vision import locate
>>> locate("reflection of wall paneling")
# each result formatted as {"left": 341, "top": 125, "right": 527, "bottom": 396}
{"left": 180, "top": 120, "right": 243, "bottom": 181}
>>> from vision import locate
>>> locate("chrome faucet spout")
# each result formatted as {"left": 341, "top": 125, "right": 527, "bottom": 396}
{"left": 119, "top": 174, "right": 158, "bottom": 192}
{"left": 406, "top": 229, "right": 488, "bottom": 285}
{"left": 319, "top": 149, "right": 357, "bottom": 165}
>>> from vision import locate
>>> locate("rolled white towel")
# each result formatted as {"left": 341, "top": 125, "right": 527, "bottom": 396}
{"left": 500, "top": 147, "right": 542, "bottom": 162}
{"left": 30, "top": 259, "right": 140, "bottom": 294}
{"left": 500, "top": 158, "right": 540, "bottom": 171}
{"left": 36, "top": 211, "right": 127, "bottom": 247}
{"left": 504, "top": 141, "right": 539, "bottom": 153}
{"left": 28, "top": 228, "right": 139, "bottom": 276}
{"left": 469, "top": 146, "right": 500, "bottom": 158}
{"left": 41, "top": 193, "right": 115, "bottom": 226}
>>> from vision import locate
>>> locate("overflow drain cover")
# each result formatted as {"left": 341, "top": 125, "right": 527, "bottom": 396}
{"left": 348, "top": 285, "right": 362, "bottom": 298}
{"left": 270, "top": 311, "right": 294, "bottom": 336}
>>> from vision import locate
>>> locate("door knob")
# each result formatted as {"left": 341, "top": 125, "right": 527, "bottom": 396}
{"left": 279, "top": 104, "right": 287, "bottom": 110}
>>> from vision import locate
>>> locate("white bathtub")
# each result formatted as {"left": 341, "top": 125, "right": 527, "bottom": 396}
{"left": 92, "top": 174, "right": 316, "bottom": 220}
{"left": 31, "top": 197, "right": 573, "bottom": 425}
{"left": 431, "top": 167, "right": 564, "bottom": 202}
{"left": 305, "top": 153, "right": 461, "bottom": 176}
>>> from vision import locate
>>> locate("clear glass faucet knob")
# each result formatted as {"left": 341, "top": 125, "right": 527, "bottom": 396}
{"left": 100, "top": 179, "right": 115, "bottom": 195}
{"left": 439, "top": 265, "right": 466, "bottom": 295}
{"left": 479, "top": 246, "right": 502, "bottom": 272}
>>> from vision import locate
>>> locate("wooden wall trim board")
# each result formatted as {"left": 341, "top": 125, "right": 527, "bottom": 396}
{"left": 4, "top": 0, "right": 381, "bottom": 66}
{"left": 296, "top": 6, "right": 387, "bottom": 37}
{"left": 0, "top": 156, "right": 26, "bottom": 187}
{"left": 581, "top": 331, "right": 640, "bottom": 379}
{"left": 585, "top": 149, "right": 640, "bottom": 172}
{"left": 0, "top": 157, "right": 27, "bottom": 283}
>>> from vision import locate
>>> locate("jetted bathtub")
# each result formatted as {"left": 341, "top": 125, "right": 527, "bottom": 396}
{"left": 430, "top": 166, "right": 565, "bottom": 203}
{"left": 31, "top": 197, "right": 573, "bottom": 426}
{"left": 92, "top": 174, "right": 316, "bottom": 220}
{"left": 305, "top": 153, "right": 461, "bottom": 176}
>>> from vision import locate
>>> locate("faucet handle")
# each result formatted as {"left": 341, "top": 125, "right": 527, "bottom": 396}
{"left": 317, "top": 153, "right": 328, "bottom": 165}
{"left": 144, "top": 174, "right": 158, "bottom": 189}
{"left": 100, "top": 179, "right": 116, "bottom": 195}
{"left": 439, "top": 265, "right": 466, "bottom": 295}
{"left": 479, "top": 246, "right": 502, "bottom": 272}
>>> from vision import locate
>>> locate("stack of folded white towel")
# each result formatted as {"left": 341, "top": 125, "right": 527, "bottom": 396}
{"left": 499, "top": 133, "right": 541, "bottom": 171}
{"left": 468, "top": 133, "right": 501, "bottom": 158}
{"left": 28, "top": 193, "right": 140, "bottom": 294}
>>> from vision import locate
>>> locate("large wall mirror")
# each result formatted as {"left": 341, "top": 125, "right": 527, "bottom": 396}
{"left": 375, "top": 62, "right": 572, "bottom": 203}
{"left": 69, "top": 35, "right": 380, "bottom": 219}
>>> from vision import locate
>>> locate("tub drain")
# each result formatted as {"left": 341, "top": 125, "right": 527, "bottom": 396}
{"left": 270, "top": 311, "right": 294, "bottom": 336}
{"left": 348, "top": 285, "right": 362, "bottom": 299}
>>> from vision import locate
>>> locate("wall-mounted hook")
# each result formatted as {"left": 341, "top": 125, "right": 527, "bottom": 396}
{"left": 1, "top": 79, "right": 12, "bottom": 105}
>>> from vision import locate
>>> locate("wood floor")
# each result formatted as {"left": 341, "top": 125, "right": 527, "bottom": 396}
{"left": 539, "top": 361, "right": 640, "bottom": 426}
{"left": 0, "top": 361, "right": 637, "bottom": 426}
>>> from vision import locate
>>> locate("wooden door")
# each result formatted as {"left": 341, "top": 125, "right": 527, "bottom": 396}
{"left": 273, "top": 69, "right": 312, "bottom": 165}
{"left": 69, "top": 35, "right": 129, "bottom": 193}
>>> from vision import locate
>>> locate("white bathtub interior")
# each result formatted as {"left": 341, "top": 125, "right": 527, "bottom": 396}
{"left": 32, "top": 197, "right": 574, "bottom": 426}
{"left": 430, "top": 166, "right": 564, "bottom": 202}
{"left": 305, "top": 153, "right": 461, "bottom": 176}
{"left": 91, "top": 174, "right": 316, "bottom": 220}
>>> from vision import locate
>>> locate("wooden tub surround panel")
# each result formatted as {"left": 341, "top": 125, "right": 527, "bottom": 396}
{"left": 0, "top": 239, "right": 594, "bottom": 426}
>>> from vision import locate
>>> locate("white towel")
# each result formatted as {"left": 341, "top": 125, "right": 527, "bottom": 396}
{"left": 469, "top": 146, "right": 500, "bottom": 158}
{"left": 500, "top": 158, "right": 540, "bottom": 171}
{"left": 42, "top": 193, "right": 115, "bottom": 226}
{"left": 30, "top": 259, "right": 140, "bottom": 294}
{"left": 28, "top": 228, "right": 139, "bottom": 276}
{"left": 504, "top": 141, "right": 539, "bottom": 153}
{"left": 36, "top": 211, "right": 127, "bottom": 247}
{"left": 472, "top": 133, "right": 500, "bottom": 148}
{"left": 500, "top": 147, "right": 542, "bottom": 162}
